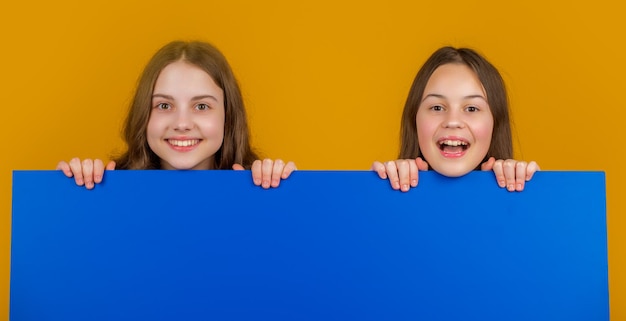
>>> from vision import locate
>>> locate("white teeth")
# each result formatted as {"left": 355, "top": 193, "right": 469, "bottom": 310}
{"left": 168, "top": 139, "right": 199, "bottom": 147}
{"left": 440, "top": 140, "right": 468, "bottom": 146}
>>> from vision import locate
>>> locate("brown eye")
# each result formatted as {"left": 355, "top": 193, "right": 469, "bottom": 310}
{"left": 466, "top": 106, "right": 479, "bottom": 112}
{"left": 155, "top": 103, "right": 171, "bottom": 110}
{"left": 430, "top": 105, "right": 444, "bottom": 111}
{"left": 196, "top": 103, "right": 209, "bottom": 111}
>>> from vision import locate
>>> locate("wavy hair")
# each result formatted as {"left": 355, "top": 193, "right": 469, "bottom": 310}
{"left": 114, "top": 41, "right": 258, "bottom": 169}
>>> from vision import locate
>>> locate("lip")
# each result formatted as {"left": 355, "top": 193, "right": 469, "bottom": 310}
{"left": 440, "top": 149, "right": 466, "bottom": 158}
{"left": 437, "top": 135, "right": 469, "bottom": 143}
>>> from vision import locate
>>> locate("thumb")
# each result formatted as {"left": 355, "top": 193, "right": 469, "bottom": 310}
{"left": 106, "top": 161, "right": 116, "bottom": 171}
{"left": 232, "top": 163, "right": 245, "bottom": 171}
{"left": 416, "top": 157, "right": 429, "bottom": 171}
{"left": 480, "top": 157, "right": 495, "bottom": 171}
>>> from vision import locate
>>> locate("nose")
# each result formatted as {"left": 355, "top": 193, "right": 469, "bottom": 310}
{"left": 174, "top": 110, "right": 193, "bottom": 131}
{"left": 442, "top": 110, "right": 464, "bottom": 129}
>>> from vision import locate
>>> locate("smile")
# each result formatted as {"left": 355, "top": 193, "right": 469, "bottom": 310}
{"left": 438, "top": 139, "right": 469, "bottom": 157}
{"left": 167, "top": 139, "right": 200, "bottom": 147}
{"left": 439, "top": 139, "right": 469, "bottom": 149}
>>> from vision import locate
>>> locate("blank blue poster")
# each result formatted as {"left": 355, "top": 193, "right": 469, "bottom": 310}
{"left": 11, "top": 170, "right": 608, "bottom": 321}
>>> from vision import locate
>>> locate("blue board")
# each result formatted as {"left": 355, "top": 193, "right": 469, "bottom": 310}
{"left": 11, "top": 170, "right": 608, "bottom": 320}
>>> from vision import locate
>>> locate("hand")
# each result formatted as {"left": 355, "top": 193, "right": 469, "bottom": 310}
{"left": 232, "top": 159, "right": 297, "bottom": 189}
{"left": 56, "top": 158, "right": 116, "bottom": 190}
{"left": 371, "top": 157, "right": 429, "bottom": 192}
{"left": 481, "top": 157, "right": 540, "bottom": 192}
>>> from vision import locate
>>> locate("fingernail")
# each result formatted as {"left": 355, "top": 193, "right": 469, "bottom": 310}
{"left": 263, "top": 180, "right": 270, "bottom": 188}
{"left": 86, "top": 182, "right": 94, "bottom": 189}
{"left": 517, "top": 183, "right": 522, "bottom": 191}
{"left": 507, "top": 184, "right": 515, "bottom": 191}
{"left": 499, "top": 180, "right": 506, "bottom": 188}
{"left": 411, "top": 179, "right": 417, "bottom": 186}
{"left": 402, "top": 184, "right": 409, "bottom": 192}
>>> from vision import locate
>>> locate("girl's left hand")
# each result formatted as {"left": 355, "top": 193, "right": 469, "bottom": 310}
{"left": 481, "top": 157, "right": 540, "bottom": 192}
{"left": 233, "top": 159, "right": 297, "bottom": 189}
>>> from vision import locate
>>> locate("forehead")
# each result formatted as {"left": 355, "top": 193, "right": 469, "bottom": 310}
{"left": 157, "top": 61, "right": 213, "bottom": 82}
{"left": 424, "top": 63, "right": 485, "bottom": 96}
{"left": 154, "top": 61, "right": 223, "bottom": 97}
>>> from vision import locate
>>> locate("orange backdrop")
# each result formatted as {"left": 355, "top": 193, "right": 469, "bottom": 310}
{"left": 1, "top": 0, "right": 623, "bottom": 319}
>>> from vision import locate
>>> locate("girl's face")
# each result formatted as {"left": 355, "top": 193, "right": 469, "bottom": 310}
{"left": 147, "top": 60, "right": 225, "bottom": 170}
{"left": 416, "top": 63, "right": 494, "bottom": 177}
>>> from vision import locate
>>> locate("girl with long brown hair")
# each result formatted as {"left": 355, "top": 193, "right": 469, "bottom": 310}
{"left": 372, "top": 46, "right": 539, "bottom": 192}
{"left": 58, "top": 40, "right": 295, "bottom": 189}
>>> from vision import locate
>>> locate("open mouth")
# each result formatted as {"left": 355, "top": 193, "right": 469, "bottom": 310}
{"left": 438, "top": 139, "right": 469, "bottom": 154}
{"left": 167, "top": 139, "right": 200, "bottom": 147}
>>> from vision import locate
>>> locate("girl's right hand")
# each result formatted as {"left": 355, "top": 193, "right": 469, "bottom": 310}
{"left": 56, "top": 158, "right": 116, "bottom": 190}
{"left": 371, "top": 157, "right": 430, "bottom": 192}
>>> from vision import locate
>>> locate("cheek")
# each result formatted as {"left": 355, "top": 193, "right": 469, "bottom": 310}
{"left": 146, "top": 115, "right": 162, "bottom": 140}
{"left": 416, "top": 114, "right": 437, "bottom": 145}
{"left": 472, "top": 117, "right": 494, "bottom": 143}
{"left": 145, "top": 117, "right": 159, "bottom": 152}
{"left": 415, "top": 113, "right": 442, "bottom": 161}
{"left": 199, "top": 114, "right": 226, "bottom": 137}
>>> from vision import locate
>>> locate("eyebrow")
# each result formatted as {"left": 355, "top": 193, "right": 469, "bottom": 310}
{"left": 152, "top": 94, "right": 219, "bottom": 102}
{"left": 421, "top": 93, "right": 487, "bottom": 103}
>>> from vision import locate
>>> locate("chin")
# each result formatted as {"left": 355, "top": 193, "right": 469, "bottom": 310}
{"left": 162, "top": 161, "right": 198, "bottom": 170}
{"left": 430, "top": 166, "right": 474, "bottom": 178}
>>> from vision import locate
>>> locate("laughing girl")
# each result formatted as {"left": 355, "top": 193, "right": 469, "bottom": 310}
{"left": 372, "top": 47, "right": 539, "bottom": 192}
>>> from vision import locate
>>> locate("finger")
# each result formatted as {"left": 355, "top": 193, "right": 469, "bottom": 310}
{"left": 251, "top": 160, "right": 262, "bottom": 186}
{"left": 81, "top": 159, "right": 95, "bottom": 190}
{"left": 281, "top": 161, "right": 297, "bottom": 179}
{"left": 232, "top": 163, "right": 245, "bottom": 170}
{"left": 56, "top": 161, "right": 74, "bottom": 178}
{"left": 526, "top": 161, "right": 540, "bottom": 181}
{"left": 515, "top": 161, "right": 528, "bottom": 191}
{"left": 491, "top": 159, "right": 506, "bottom": 188}
{"left": 261, "top": 159, "right": 273, "bottom": 189}
{"left": 105, "top": 161, "right": 116, "bottom": 171}
{"left": 481, "top": 157, "right": 496, "bottom": 171}
{"left": 371, "top": 161, "right": 388, "bottom": 179}
{"left": 415, "top": 157, "right": 429, "bottom": 171}
{"left": 68, "top": 158, "right": 85, "bottom": 186}
{"left": 409, "top": 158, "right": 419, "bottom": 188}
{"left": 384, "top": 161, "right": 401, "bottom": 190}
{"left": 271, "top": 159, "right": 285, "bottom": 188}
{"left": 396, "top": 160, "right": 412, "bottom": 192}
{"left": 503, "top": 159, "right": 517, "bottom": 192}
{"left": 93, "top": 159, "right": 105, "bottom": 184}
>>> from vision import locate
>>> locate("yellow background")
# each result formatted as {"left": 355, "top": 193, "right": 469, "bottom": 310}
{"left": 1, "top": 0, "right": 623, "bottom": 319}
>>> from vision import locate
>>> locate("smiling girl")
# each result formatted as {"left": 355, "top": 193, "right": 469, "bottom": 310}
{"left": 372, "top": 46, "right": 539, "bottom": 192}
{"left": 58, "top": 41, "right": 295, "bottom": 189}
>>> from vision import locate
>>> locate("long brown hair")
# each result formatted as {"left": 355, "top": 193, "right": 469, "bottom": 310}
{"left": 399, "top": 46, "right": 512, "bottom": 163}
{"left": 114, "top": 41, "right": 258, "bottom": 169}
